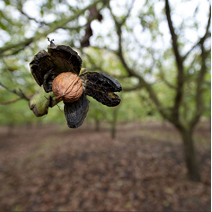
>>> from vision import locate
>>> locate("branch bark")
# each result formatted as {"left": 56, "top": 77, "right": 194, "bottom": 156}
{"left": 1, "top": 97, "right": 22, "bottom": 105}
{"left": 0, "top": 0, "right": 104, "bottom": 57}
{"left": 106, "top": 1, "right": 174, "bottom": 121}
{"left": 187, "top": 4, "right": 211, "bottom": 129}
{"left": 165, "top": 0, "right": 184, "bottom": 127}
{"left": 190, "top": 41, "right": 210, "bottom": 129}
{"left": 183, "top": 6, "right": 211, "bottom": 61}
{"left": 0, "top": 82, "right": 30, "bottom": 101}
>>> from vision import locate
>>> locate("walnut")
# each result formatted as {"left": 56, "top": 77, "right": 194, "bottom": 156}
{"left": 52, "top": 72, "right": 83, "bottom": 103}
{"left": 30, "top": 40, "right": 122, "bottom": 128}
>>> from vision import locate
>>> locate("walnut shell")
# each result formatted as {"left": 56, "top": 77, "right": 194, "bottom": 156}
{"left": 52, "top": 72, "right": 83, "bottom": 103}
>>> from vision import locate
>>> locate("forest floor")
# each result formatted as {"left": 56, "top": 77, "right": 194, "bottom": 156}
{"left": 0, "top": 120, "right": 210, "bottom": 211}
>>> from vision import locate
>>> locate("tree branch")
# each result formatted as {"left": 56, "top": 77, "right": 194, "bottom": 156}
{"left": 158, "top": 69, "right": 177, "bottom": 90}
{"left": 83, "top": 48, "right": 144, "bottom": 92}
{"left": 150, "top": 50, "right": 176, "bottom": 90}
{"left": 165, "top": 0, "right": 184, "bottom": 127}
{"left": 0, "top": 0, "right": 104, "bottom": 58}
{"left": 190, "top": 40, "right": 210, "bottom": 129}
{"left": 120, "top": 0, "right": 136, "bottom": 26}
{"left": 183, "top": 6, "right": 211, "bottom": 61}
{"left": 19, "top": 8, "right": 47, "bottom": 26}
{"left": 165, "top": 0, "right": 183, "bottom": 69}
{"left": 122, "top": 81, "right": 144, "bottom": 92}
{"left": 184, "top": 5, "right": 211, "bottom": 129}
{"left": 16, "top": 1, "right": 47, "bottom": 26}
{"left": 1, "top": 97, "right": 22, "bottom": 105}
{"left": 106, "top": 2, "right": 172, "bottom": 121}
{"left": 0, "top": 82, "right": 30, "bottom": 101}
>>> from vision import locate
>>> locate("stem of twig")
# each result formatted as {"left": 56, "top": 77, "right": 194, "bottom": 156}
{"left": 0, "top": 82, "right": 30, "bottom": 101}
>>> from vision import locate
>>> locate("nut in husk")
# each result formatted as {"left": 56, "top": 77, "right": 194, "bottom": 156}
{"left": 52, "top": 72, "right": 83, "bottom": 103}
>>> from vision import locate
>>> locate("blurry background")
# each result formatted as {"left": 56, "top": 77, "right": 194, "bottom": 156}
{"left": 0, "top": 0, "right": 211, "bottom": 211}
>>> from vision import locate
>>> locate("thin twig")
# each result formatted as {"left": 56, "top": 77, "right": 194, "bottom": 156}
{"left": 0, "top": 0, "right": 105, "bottom": 58}
{"left": 165, "top": 0, "right": 184, "bottom": 126}
{"left": 0, "top": 82, "right": 30, "bottom": 101}
{"left": 19, "top": 8, "right": 47, "bottom": 26}
{"left": 1, "top": 97, "right": 22, "bottom": 105}
{"left": 183, "top": 5, "right": 211, "bottom": 61}
{"left": 106, "top": 1, "right": 170, "bottom": 121}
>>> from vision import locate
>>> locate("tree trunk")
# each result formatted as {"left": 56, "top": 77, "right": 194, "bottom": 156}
{"left": 180, "top": 128, "right": 201, "bottom": 181}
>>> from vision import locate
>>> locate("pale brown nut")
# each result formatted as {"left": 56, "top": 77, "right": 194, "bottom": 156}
{"left": 52, "top": 72, "right": 83, "bottom": 103}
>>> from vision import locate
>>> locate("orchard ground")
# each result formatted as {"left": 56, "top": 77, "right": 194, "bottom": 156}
{"left": 0, "top": 120, "right": 210, "bottom": 211}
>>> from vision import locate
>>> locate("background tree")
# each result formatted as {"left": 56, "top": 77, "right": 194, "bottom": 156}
{"left": 81, "top": 0, "right": 211, "bottom": 181}
{"left": 0, "top": 0, "right": 210, "bottom": 181}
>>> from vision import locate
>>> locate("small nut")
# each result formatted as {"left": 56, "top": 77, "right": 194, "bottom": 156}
{"left": 52, "top": 72, "right": 83, "bottom": 103}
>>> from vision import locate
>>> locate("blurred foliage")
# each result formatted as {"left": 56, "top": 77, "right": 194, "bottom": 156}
{"left": 0, "top": 0, "right": 210, "bottom": 128}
